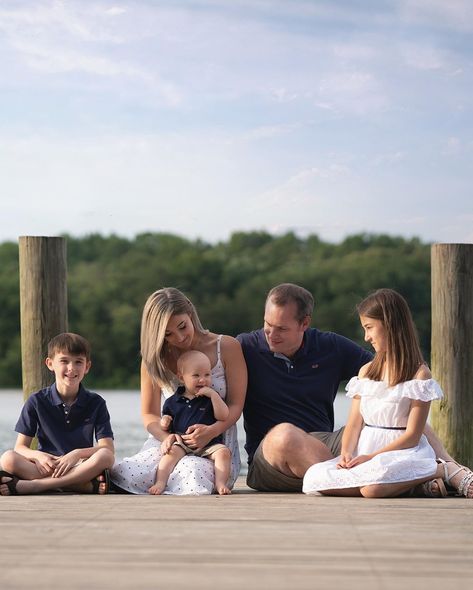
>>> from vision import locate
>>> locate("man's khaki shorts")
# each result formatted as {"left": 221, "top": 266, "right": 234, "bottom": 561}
{"left": 246, "top": 428, "right": 345, "bottom": 492}
{"left": 173, "top": 441, "right": 227, "bottom": 458}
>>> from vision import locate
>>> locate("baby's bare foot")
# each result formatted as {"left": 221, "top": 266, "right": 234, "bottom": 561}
{"left": 148, "top": 483, "right": 166, "bottom": 495}
{"left": 217, "top": 485, "right": 231, "bottom": 495}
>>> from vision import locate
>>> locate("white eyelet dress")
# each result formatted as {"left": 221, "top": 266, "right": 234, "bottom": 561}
{"left": 303, "top": 377, "right": 443, "bottom": 494}
{"left": 110, "top": 335, "right": 240, "bottom": 495}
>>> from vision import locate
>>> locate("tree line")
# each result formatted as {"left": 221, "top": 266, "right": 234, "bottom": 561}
{"left": 0, "top": 231, "right": 431, "bottom": 388}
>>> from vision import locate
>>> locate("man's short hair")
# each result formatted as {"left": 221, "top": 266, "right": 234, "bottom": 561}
{"left": 47, "top": 332, "right": 91, "bottom": 361}
{"left": 265, "top": 283, "right": 314, "bottom": 322}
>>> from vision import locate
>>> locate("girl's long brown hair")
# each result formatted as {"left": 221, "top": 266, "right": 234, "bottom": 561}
{"left": 357, "top": 288, "right": 424, "bottom": 386}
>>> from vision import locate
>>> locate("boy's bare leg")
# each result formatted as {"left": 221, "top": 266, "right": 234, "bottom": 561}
{"left": 262, "top": 423, "right": 333, "bottom": 478}
{"left": 212, "top": 447, "right": 232, "bottom": 495}
{"left": 0, "top": 448, "right": 114, "bottom": 495}
{"left": 149, "top": 445, "right": 186, "bottom": 495}
{"left": 1, "top": 450, "right": 53, "bottom": 480}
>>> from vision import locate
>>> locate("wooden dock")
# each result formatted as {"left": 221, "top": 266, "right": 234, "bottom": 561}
{"left": 1, "top": 477, "right": 472, "bottom": 590}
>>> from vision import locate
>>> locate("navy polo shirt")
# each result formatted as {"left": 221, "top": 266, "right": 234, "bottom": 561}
{"left": 15, "top": 383, "right": 114, "bottom": 456}
{"left": 237, "top": 328, "right": 373, "bottom": 463}
{"left": 162, "top": 387, "right": 223, "bottom": 446}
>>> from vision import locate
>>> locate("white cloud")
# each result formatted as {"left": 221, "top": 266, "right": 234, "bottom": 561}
{"left": 371, "top": 152, "right": 406, "bottom": 166}
{"left": 105, "top": 7, "right": 127, "bottom": 17}
{"left": 399, "top": 0, "right": 473, "bottom": 32}
{"left": 400, "top": 42, "right": 454, "bottom": 72}
{"left": 250, "top": 163, "right": 352, "bottom": 217}
{"left": 0, "top": 1, "right": 471, "bottom": 245}
{"left": 0, "top": 2, "right": 123, "bottom": 43}
{"left": 229, "top": 123, "right": 302, "bottom": 144}
{"left": 0, "top": 2, "right": 183, "bottom": 106}
{"left": 318, "top": 71, "right": 389, "bottom": 115}
{"left": 442, "top": 137, "right": 462, "bottom": 155}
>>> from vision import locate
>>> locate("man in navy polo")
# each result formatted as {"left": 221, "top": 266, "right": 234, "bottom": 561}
{"left": 238, "top": 283, "right": 371, "bottom": 492}
{"left": 238, "top": 283, "right": 454, "bottom": 493}
{"left": 0, "top": 332, "right": 114, "bottom": 495}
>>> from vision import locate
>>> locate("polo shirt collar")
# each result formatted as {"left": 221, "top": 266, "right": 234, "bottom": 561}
{"left": 50, "top": 382, "right": 88, "bottom": 407}
{"left": 256, "top": 328, "right": 311, "bottom": 359}
{"left": 176, "top": 385, "right": 189, "bottom": 402}
{"left": 294, "top": 332, "right": 311, "bottom": 358}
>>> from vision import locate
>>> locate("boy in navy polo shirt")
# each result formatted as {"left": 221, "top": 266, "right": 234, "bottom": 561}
{"left": 0, "top": 333, "right": 114, "bottom": 496}
{"left": 149, "top": 350, "right": 231, "bottom": 495}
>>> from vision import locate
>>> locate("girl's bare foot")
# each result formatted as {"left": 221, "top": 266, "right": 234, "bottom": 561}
{"left": 216, "top": 484, "right": 231, "bottom": 495}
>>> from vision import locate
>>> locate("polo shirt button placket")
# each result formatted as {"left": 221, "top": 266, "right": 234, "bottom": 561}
{"left": 63, "top": 404, "right": 71, "bottom": 425}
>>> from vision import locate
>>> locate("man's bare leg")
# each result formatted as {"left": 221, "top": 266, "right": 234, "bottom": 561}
{"left": 262, "top": 423, "right": 333, "bottom": 479}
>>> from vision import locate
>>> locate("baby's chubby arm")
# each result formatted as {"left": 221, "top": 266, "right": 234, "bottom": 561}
{"left": 160, "top": 415, "right": 173, "bottom": 431}
{"left": 195, "top": 387, "right": 229, "bottom": 421}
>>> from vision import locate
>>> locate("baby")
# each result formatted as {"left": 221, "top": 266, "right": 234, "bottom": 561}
{"left": 149, "top": 350, "right": 231, "bottom": 495}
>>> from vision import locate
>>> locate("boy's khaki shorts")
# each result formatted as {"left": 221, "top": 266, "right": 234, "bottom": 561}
{"left": 246, "top": 428, "right": 345, "bottom": 493}
{"left": 173, "top": 441, "right": 227, "bottom": 458}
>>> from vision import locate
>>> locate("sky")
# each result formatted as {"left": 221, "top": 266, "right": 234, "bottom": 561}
{"left": 1, "top": 0, "right": 472, "bottom": 244}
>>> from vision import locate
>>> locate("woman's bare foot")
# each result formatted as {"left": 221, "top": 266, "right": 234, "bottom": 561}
{"left": 216, "top": 484, "right": 231, "bottom": 495}
{"left": 440, "top": 460, "right": 473, "bottom": 498}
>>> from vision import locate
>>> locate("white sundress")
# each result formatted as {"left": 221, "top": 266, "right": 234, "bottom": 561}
{"left": 303, "top": 376, "right": 443, "bottom": 494}
{"left": 110, "top": 336, "right": 240, "bottom": 495}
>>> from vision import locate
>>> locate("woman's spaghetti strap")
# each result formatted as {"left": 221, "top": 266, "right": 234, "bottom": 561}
{"left": 216, "top": 334, "right": 222, "bottom": 361}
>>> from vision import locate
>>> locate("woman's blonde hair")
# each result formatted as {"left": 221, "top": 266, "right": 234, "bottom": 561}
{"left": 140, "top": 287, "right": 208, "bottom": 389}
{"left": 357, "top": 288, "right": 424, "bottom": 386}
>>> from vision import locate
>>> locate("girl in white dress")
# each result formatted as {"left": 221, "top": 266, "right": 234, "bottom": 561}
{"left": 110, "top": 288, "right": 247, "bottom": 495}
{"left": 303, "top": 288, "right": 473, "bottom": 499}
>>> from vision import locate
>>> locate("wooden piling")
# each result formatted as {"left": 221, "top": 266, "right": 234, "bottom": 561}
{"left": 19, "top": 236, "right": 68, "bottom": 400}
{"left": 430, "top": 243, "right": 473, "bottom": 466}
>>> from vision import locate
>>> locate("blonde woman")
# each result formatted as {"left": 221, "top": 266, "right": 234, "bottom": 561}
{"left": 111, "top": 288, "right": 247, "bottom": 495}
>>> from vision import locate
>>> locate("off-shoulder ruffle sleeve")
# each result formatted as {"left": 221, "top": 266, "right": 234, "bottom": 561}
{"left": 346, "top": 376, "right": 443, "bottom": 402}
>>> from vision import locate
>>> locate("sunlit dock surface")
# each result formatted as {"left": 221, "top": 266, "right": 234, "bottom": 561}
{"left": 1, "top": 476, "right": 472, "bottom": 590}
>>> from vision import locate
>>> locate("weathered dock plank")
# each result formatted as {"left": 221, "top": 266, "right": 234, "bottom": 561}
{"left": 1, "top": 478, "right": 472, "bottom": 590}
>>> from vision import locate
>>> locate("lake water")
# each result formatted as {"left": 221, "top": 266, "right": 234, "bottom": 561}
{"left": 0, "top": 390, "right": 351, "bottom": 475}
